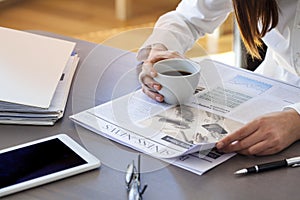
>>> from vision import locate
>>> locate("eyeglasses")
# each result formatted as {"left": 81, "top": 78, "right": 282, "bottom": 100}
{"left": 125, "top": 154, "right": 147, "bottom": 200}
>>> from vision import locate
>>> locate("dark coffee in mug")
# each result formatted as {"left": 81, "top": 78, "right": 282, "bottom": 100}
{"left": 153, "top": 58, "right": 201, "bottom": 104}
{"left": 161, "top": 70, "right": 192, "bottom": 76}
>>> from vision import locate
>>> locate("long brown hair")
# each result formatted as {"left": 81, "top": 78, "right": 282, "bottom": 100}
{"left": 232, "top": 0, "right": 279, "bottom": 59}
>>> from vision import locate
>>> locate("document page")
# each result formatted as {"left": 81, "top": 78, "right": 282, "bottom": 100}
{"left": 191, "top": 59, "right": 300, "bottom": 123}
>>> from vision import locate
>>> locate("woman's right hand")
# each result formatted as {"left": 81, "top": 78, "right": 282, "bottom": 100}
{"left": 139, "top": 44, "right": 186, "bottom": 102}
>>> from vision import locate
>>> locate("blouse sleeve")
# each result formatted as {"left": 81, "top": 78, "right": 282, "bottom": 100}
{"left": 137, "top": 0, "right": 233, "bottom": 61}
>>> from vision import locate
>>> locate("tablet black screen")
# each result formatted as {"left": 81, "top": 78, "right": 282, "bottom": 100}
{"left": 0, "top": 138, "right": 87, "bottom": 189}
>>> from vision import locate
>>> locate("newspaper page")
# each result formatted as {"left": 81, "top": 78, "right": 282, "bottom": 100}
{"left": 70, "top": 59, "right": 300, "bottom": 175}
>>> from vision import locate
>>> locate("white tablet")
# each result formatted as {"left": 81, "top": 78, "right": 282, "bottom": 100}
{"left": 0, "top": 134, "right": 101, "bottom": 197}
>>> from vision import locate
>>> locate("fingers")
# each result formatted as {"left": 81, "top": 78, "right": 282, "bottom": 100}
{"left": 236, "top": 142, "right": 281, "bottom": 156}
{"left": 139, "top": 73, "right": 164, "bottom": 102}
{"left": 251, "top": 146, "right": 281, "bottom": 156}
{"left": 139, "top": 48, "right": 185, "bottom": 102}
{"left": 141, "top": 84, "right": 164, "bottom": 102}
{"left": 216, "top": 120, "right": 273, "bottom": 155}
{"left": 220, "top": 132, "right": 263, "bottom": 154}
{"left": 141, "top": 48, "right": 184, "bottom": 80}
{"left": 138, "top": 61, "right": 157, "bottom": 88}
{"left": 148, "top": 50, "right": 185, "bottom": 63}
{"left": 139, "top": 62, "right": 164, "bottom": 102}
{"left": 216, "top": 114, "right": 293, "bottom": 156}
{"left": 141, "top": 61, "right": 157, "bottom": 78}
{"left": 216, "top": 120, "right": 259, "bottom": 150}
{"left": 223, "top": 138, "right": 271, "bottom": 156}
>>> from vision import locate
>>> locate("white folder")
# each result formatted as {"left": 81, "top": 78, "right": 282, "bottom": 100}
{"left": 0, "top": 27, "right": 75, "bottom": 108}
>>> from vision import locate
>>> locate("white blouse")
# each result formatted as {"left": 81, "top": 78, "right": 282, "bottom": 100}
{"left": 139, "top": 0, "right": 300, "bottom": 113}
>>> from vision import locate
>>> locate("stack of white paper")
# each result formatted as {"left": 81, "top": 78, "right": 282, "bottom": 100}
{"left": 0, "top": 27, "right": 79, "bottom": 125}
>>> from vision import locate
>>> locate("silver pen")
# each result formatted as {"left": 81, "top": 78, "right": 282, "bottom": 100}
{"left": 234, "top": 156, "right": 300, "bottom": 175}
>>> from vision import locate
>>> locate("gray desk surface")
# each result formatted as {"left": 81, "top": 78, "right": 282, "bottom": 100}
{"left": 1, "top": 31, "right": 300, "bottom": 200}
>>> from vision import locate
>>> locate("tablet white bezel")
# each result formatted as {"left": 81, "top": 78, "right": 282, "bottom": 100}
{"left": 0, "top": 134, "right": 101, "bottom": 197}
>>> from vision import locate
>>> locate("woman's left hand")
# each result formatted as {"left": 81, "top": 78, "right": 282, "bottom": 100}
{"left": 216, "top": 109, "right": 300, "bottom": 156}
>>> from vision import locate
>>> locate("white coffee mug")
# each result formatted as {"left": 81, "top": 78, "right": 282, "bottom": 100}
{"left": 153, "top": 58, "right": 201, "bottom": 105}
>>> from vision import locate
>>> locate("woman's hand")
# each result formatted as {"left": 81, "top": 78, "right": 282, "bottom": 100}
{"left": 216, "top": 109, "right": 300, "bottom": 156}
{"left": 139, "top": 44, "right": 185, "bottom": 102}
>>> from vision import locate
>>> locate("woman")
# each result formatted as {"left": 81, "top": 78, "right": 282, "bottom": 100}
{"left": 138, "top": 0, "right": 300, "bottom": 156}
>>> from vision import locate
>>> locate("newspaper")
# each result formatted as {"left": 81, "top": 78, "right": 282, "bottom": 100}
{"left": 70, "top": 59, "right": 300, "bottom": 175}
